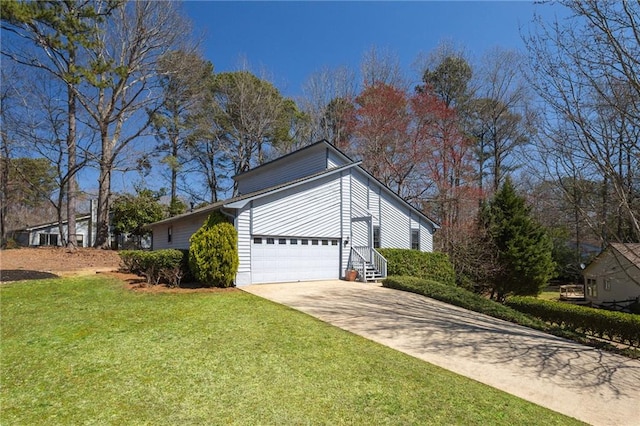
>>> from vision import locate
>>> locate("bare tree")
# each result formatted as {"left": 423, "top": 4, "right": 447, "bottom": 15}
{"left": 527, "top": 0, "right": 640, "bottom": 242}
{"left": 1, "top": 0, "right": 117, "bottom": 249}
{"left": 471, "top": 48, "right": 533, "bottom": 194}
{"left": 210, "top": 68, "right": 296, "bottom": 194}
{"left": 298, "top": 66, "right": 356, "bottom": 147}
{"left": 360, "top": 45, "right": 406, "bottom": 89}
{"left": 76, "top": 1, "right": 192, "bottom": 247}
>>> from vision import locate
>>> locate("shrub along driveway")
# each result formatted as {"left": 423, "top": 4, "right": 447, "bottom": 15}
{"left": 243, "top": 280, "right": 640, "bottom": 426}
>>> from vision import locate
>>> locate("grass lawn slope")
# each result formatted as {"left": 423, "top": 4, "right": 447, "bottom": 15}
{"left": 1, "top": 276, "right": 582, "bottom": 425}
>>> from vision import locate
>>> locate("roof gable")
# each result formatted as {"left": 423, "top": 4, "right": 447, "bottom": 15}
{"left": 233, "top": 140, "right": 350, "bottom": 182}
{"left": 584, "top": 243, "right": 640, "bottom": 274}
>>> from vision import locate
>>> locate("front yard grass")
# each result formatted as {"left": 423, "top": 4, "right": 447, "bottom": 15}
{"left": 1, "top": 276, "right": 582, "bottom": 425}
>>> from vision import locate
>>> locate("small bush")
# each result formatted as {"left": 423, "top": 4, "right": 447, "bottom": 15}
{"left": 506, "top": 296, "right": 640, "bottom": 346}
{"left": 188, "top": 212, "right": 239, "bottom": 288}
{"left": 378, "top": 249, "right": 456, "bottom": 286}
{"left": 119, "top": 249, "right": 187, "bottom": 287}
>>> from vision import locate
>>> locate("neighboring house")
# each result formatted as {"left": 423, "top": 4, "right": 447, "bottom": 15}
{"left": 583, "top": 243, "right": 640, "bottom": 306}
{"left": 148, "top": 140, "right": 439, "bottom": 285}
{"left": 13, "top": 216, "right": 96, "bottom": 248}
{"left": 11, "top": 200, "right": 101, "bottom": 248}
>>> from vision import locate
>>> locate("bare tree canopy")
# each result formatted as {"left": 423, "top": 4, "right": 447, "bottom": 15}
{"left": 527, "top": 0, "right": 640, "bottom": 243}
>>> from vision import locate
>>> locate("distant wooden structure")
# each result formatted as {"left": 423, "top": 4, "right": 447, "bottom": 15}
{"left": 559, "top": 284, "right": 585, "bottom": 301}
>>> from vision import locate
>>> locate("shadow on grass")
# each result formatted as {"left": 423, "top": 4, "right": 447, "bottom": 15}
{"left": 0, "top": 270, "right": 59, "bottom": 282}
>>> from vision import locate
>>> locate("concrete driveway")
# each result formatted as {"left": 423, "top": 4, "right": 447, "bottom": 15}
{"left": 242, "top": 280, "right": 640, "bottom": 426}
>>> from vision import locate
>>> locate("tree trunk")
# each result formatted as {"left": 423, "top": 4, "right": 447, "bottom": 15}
{"left": 95, "top": 129, "right": 112, "bottom": 249}
{"left": 66, "top": 78, "right": 77, "bottom": 250}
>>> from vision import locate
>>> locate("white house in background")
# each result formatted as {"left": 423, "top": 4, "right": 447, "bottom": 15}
{"left": 13, "top": 214, "right": 97, "bottom": 248}
{"left": 583, "top": 243, "right": 640, "bottom": 306}
{"left": 148, "top": 140, "right": 439, "bottom": 285}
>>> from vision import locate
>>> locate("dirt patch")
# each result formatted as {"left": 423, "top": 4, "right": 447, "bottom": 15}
{"left": 1, "top": 247, "right": 121, "bottom": 282}
{"left": 0, "top": 248, "right": 239, "bottom": 293}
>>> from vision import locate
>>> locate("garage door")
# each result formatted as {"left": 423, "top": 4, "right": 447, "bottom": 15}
{"left": 251, "top": 236, "right": 340, "bottom": 283}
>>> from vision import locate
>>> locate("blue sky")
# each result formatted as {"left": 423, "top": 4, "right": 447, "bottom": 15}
{"left": 183, "top": 1, "right": 564, "bottom": 97}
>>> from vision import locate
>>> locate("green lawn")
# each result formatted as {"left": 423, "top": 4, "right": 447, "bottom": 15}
{"left": 1, "top": 276, "right": 583, "bottom": 425}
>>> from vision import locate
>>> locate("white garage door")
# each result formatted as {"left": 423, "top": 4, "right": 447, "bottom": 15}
{"left": 251, "top": 236, "right": 340, "bottom": 284}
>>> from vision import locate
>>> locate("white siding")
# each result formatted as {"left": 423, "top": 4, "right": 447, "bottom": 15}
{"left": 420, "top": 220, "right": 434, "bottom": 252}
{"left": 252, "top": 175, "right": 341, "bottom": 238}
{"left": 152, "top": 212, "right": 208, "bottom": 250}
{"left": 351, "top": 173, "right": 368, "bottom": 215}
{"left": 380, "top": 194, "right": 411, "bottom": 248}
{"left": 351, "top": 219, "right": 369, "bottom": 246}
{"left": 370, "top": 186, "right": 381, "bottom": 227}
{"left": 340, "top": 172, "right": 351, "bottom": 275}
{"left": 235, "top": 206, "right": 252, "bottom": 285}
{"left": 236, "top": 145, "right": 328, "bottom": 195}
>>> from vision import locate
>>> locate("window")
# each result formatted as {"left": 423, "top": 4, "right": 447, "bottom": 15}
{"left": 75, "top": 234, "right": 84, "bottom": 247}
{"left": 411, "top": 229, "right": 420, "bottom": 250}
{"left": 301, "top": 239, "right": 309, "bottom": 245}
{"left": 604, "top": 279, "right": 611, "bottom": 291}
{"left": 373, "top": 226, "right": 381, "bottom": 248}
{"left": 586, "top": 278, "right": 598, "bottom": 297}
{"left": 253, "top": 237, "right": 263, "bottom": 244}
{"left": 39, "top": 233, "right": 58, "bottom": 246}
{"left": 279, "top": 238, "right": 287, "bottom": 245}
{"left": 168, "top": 226, "right": 173, "bottom": 243}
{"left": 322, "top": 239, "right": 328, "bottom": 245}
{"left": 266, "top": 238, "right": 275, "bottom": 245}
{"left": 290, "top": 239, "right": 298, "bottom": 245}
{"left": 312, "top": 239, "right": 319, "bottom": 245}
{"left": 331, "top": 240, "right": 338, "bottom": 246}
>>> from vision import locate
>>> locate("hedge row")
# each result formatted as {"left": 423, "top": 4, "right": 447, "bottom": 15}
{"left": 120, "top": 249, "right": 189, "bottom": 288}
{"left": 382, "top": 276, "right": 545, "bottom": 330}
{"left": 506, "top": 297, "right": 640, "bottom": 347}
{"left": 378, "top": 249, "right": 456, "bottom": 286}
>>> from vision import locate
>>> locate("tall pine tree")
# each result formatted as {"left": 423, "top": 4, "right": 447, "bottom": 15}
{"left": 482, "top": 177, "right": 555, "bottom": 301}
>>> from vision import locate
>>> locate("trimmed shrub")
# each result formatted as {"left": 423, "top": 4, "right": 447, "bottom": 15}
{"left": 119, "top": 249, "right": 187, "bottom": 287}
{"left": 378, "top": 249, "right": 456, "bottom": 286}
{"left": 506, "top": 296, "right": 640, "bottom": 347}
{"left": 382, "top": 276, "right": 545, "bottom": 329}
{"left": 188, "top": 212, "right": 239, "bottom": 288}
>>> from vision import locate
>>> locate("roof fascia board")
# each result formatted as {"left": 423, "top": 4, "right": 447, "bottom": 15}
{"left": 24, "top": 215, "right": 92, "bottom": 232}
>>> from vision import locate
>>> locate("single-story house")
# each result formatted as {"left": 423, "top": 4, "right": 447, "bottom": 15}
{"left": 12, "top": 206, "right": 98, "bottom": 248}
{"left": 583, "top": 243, "right": 640, "bottom": 306}
{"left": 148, "top": 140, "right": 439, "bottom": 286}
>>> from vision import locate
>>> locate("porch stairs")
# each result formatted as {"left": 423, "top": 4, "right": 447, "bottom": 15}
{"left": 363, "top": 262, "right": 384, "bottom": 282}
{"left": 349, "top": 246, "right": 387, "bottom": 283}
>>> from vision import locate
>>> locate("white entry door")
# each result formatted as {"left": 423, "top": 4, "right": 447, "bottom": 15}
{"left": 251, "top": 236, "right": 340, "bottom": 284}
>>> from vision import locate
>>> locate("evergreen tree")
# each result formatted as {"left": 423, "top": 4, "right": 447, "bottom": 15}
{"left": 482, "top": 177, "right": 555, "bottom": 301}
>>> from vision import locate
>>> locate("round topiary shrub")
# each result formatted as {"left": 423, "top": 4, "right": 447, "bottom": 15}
{"left": 188, "top": 212, "right": 239, "bottom": 287}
